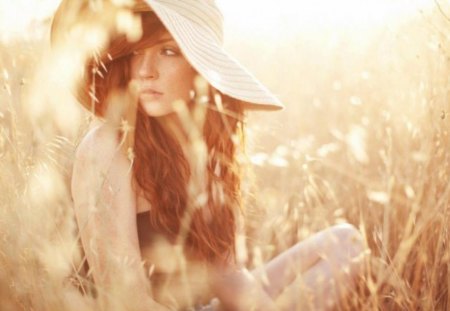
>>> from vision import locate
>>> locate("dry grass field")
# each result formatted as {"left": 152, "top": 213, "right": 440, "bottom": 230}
{"left": 0, "top": 0, "right": 449, "bottom": 310}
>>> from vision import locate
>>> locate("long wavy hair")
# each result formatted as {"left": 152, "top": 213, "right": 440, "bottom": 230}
{"left": 83, "top": 11, "right": 244, "bottom": 266}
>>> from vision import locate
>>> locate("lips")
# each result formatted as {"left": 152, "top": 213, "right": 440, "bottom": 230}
{"left": 139, "top": 87, "right": 163, "bottom": 101}
{"left": 141, "top": 88, "right": 163, "bottom": 95}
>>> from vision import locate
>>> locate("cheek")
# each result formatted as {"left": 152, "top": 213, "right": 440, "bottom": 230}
{"left": 168, "top": 67, "right": 197, "bottom": 93}
{"left": 181, "top": 68, "right": 197, "bottom": 90}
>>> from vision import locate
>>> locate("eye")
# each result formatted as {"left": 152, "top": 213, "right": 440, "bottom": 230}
{"left": 161, "top": 47, "right": 179, "bottom": 56}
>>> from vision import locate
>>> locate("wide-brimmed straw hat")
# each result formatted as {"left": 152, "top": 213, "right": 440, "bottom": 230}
{"left": 51, "top": 0, "right": 284, "bottom": 111}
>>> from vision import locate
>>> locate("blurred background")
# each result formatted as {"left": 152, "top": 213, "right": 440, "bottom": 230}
{"left": 1, "top": 0, "right": 449, "bottom": 310}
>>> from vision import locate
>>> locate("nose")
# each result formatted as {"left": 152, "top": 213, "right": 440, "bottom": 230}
{"left": 137, "top": 50, "right": 159, "bottom": 80}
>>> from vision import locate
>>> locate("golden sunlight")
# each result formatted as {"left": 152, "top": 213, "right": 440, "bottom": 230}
{"left": 2, "top": 0, "right": 450, "bottom": 309}
{"left": 0, "top": 0, "right": 59, "bottom": 42}
{"left": 217, "top": 0, "right": 435, "bottom": 37}
{"left": 0, "top": 0, "right": 435, "bottom": 42}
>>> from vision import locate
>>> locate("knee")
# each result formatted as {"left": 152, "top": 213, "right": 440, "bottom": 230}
{"left": 329, "top": 223, "right": 366, "bottom": 259}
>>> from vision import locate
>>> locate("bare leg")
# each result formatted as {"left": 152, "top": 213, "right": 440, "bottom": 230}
{"left": 251, "top": 223, "right": 367, "bottom": 310}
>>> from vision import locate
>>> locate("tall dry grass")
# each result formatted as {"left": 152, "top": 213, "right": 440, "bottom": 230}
{"left": 239, "top": 3, "right": 450, "bottom": 310}
{"left": 0, "top": 1, "right": 449, "bottom": 310}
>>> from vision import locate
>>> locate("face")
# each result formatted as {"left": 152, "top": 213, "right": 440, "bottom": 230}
{"left": 129, "top": 30, "right": 198, "bottom": 117}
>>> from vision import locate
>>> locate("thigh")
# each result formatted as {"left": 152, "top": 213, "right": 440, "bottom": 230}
{"left": 250, "top": 223, "right": 364, "bottom": 299}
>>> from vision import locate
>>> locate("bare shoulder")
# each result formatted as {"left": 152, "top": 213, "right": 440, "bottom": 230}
{"left": 75, "top": 124, "right": 123, "bottom": 163}
{"left": 72, "top": 124, "right": 133, "bottom": 199}
{"left": 75, "top": 123, "right": 133, "bottom": 172}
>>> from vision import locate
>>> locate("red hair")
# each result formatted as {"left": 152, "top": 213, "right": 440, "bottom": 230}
{"left": 84, "top": 12, "right": 243, "bottom": 266}
{"left": 133, "top": 95, "right": 243, "bottom": 265}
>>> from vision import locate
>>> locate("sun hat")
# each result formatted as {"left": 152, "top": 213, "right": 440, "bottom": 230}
{"left": 51, "top": 0, "right": 284, "bottom": 111}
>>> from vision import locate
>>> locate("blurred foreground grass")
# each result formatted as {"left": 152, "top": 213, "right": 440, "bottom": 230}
{"left": 1, "top": 1, "right": 450, "bottom": 310}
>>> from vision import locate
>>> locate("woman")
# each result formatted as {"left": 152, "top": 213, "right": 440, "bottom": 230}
{"left": 52, "top": 0, "right": 367, "bottom": 310}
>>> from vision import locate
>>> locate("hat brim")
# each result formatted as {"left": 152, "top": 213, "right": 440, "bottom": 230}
{"left": 144, "top": 0, "right": 283, "bottom": 111}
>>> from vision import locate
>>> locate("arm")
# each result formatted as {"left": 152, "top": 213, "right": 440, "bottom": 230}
{"left": 71, "top": 125, "right": 169, "bottom": 311}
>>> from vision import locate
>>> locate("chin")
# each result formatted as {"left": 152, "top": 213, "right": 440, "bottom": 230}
{"left": 141, "top": 101, "right": 174, "bottom": 117}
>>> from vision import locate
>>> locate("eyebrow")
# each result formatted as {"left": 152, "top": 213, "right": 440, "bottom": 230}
{"left": 154, "top": 37, "right": 176, "bottom": 45}
{"left": 132, "top": 37, "right": 178, "bottom": 53}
